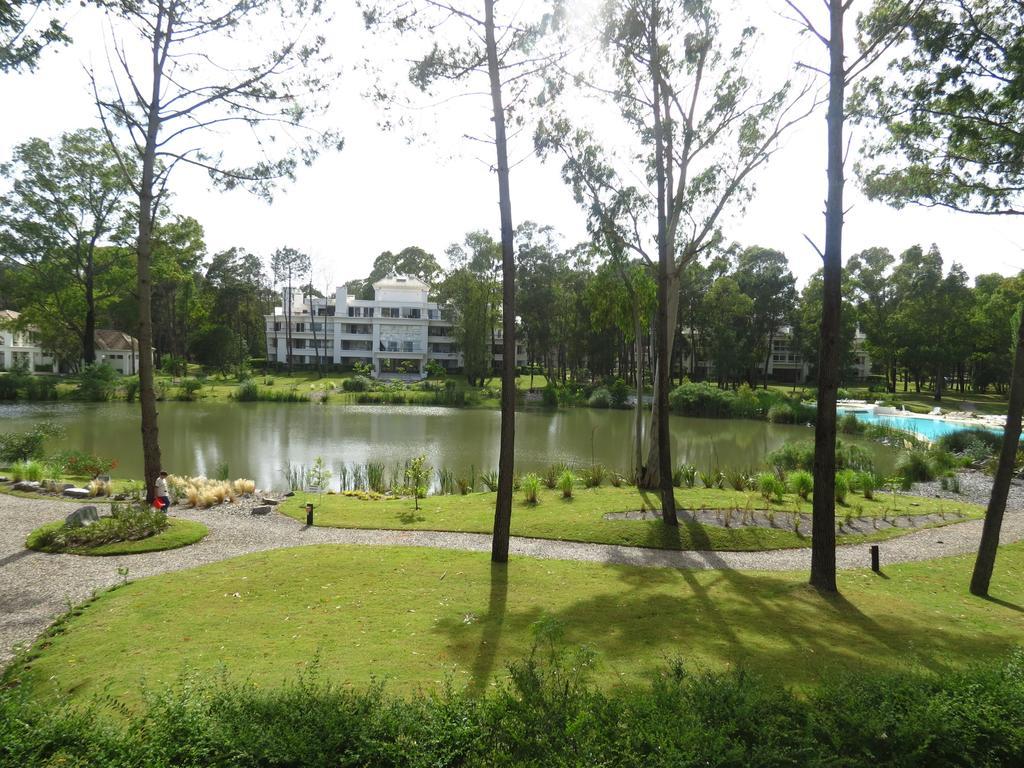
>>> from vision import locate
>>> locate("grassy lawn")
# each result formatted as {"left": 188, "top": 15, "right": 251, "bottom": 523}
{"left": 10, "top": 542, "right": 1023, "bottom": 709}
{"left": 280, "top": 486, "right": 983, "bottom": 551}
{"left": 24, "top": 518, "right": 208, "bottom": 555}
{"left": 0, "top": 469, "right": 138, "bottom": 502}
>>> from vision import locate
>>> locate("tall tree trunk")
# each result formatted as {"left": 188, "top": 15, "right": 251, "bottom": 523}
{"left": 136, "top": 13, "right": 166, "bottom": 503}
{"left": 934, "top": 363, "right": 943, "bottom": 400}
{"left": 763, "top": 330, "right": 775, "bottom": 389}
{"left": 486, "top": 0, "right": 516, "bottom": 564}
{"left": 810, "top": 0, "right": 845, "bottom": 593}
{"left": 640, "top": 269, "right": 680, "bottom": 488}
{"left": 650, "top": 11, "right": 676, "bottom": 525}
{"left": 970, "top": 309, "right": 1024, "bottom": 596}
{"left": 83, "top": 254, "right": 96, "bottom": 365}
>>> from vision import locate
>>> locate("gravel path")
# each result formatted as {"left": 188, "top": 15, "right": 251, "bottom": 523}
{"left": 3, "top": 475, "right": 1023, "bottom": 666}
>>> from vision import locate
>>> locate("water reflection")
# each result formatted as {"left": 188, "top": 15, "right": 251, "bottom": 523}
{"left": 0, "top": 402, "right": 896, "bottom": 488}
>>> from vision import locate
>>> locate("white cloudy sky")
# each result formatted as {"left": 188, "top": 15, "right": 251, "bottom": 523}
{"left": 2, "top": 0, "right": 1022, "bottom": 287}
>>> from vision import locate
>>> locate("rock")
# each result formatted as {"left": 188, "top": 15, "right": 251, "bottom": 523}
{"left": 65, "top": 505, "right": 100, "bottom": 528}
{"left": 11, "top": 480, "right": 40, "bottom": 492}
{"left": 0, "top": 476, "right": 8, "bottom": 482}
{"left": 62, "top": 487, "right": 92, "bottom": 499}
{"left": 251, "top": 505, "right": 272, "bottom": 516}
{"left": 113, "top": 493, "right": 129, "bottom": 501}
{"left": 60, "top": 482, "right": 75, "bottom": 491}
{"left": 260, "top": 497, "right": 280, "bottom": 506}
{"left": 283, "top": 491, "right": 295, "bottom": 497}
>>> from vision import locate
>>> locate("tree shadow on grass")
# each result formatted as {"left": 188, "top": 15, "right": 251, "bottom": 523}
{"left": 979, "top": 595, "right": 1024, "bottom": 614}
{"left": 466, "top": 562, "right": 509, "bottom": 695}
{"left": 433, "top": 558, "right": 1015, "bottom": 691}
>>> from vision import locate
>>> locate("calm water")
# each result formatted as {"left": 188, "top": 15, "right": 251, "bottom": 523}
{"left": 0, "top": 402, "right": 897, "bottom": 488}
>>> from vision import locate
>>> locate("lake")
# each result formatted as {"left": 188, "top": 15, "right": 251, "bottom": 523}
{"left": 0, "top": 402, "right": 898, "bottom": 488}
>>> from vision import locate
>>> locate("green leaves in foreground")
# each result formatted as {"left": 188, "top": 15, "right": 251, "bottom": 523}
{"left": 2, "top": 649, "right": 1023, "bottom": 767}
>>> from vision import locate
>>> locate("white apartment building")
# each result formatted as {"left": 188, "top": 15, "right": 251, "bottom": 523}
{"left": 681, "top": 325, "right": 874, "bottom": 383}
{"left": 265, "top": 275, "right": 527, "bottom": 378}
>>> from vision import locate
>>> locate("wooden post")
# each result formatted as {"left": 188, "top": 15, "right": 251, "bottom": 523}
{"left": 870, "top": 545, "right": 880, "bottom": 573}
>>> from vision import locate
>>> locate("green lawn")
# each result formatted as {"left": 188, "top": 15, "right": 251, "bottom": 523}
{"left": 281, "top": 486, "right": 983, "bottom": 551}
{"left": 10, "top": 542, "right": 1023, "bottom": 709}
{"left": 25, "top": 517, "right": 208, "bottom": 555}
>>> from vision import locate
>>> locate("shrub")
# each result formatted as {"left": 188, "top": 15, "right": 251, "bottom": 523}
{"left": 122, "top": 376, "right": 140, "bottom": 402}
{"left": 608, "top": 378, "right": 630, "bottom": 408}
{"left": 481, "top": 469, "right": 499, "bottom": 492}
{"left": 176, "top": 378, "right": 203, "bottom": 401}
{"left": 768, "top": 441, "right": 815, "bottom": 472}
{"left": 342, "top": 375, "right": 373, "bottom": 392}
{"left": 0, "top": 421, "right": 64, "bottom": 463}
{"left": 724, "top": 468, "right": 750, "bottom": 491}
{"left": 668, "top": 381, "right": 734, "bottom": 418}
{"left": 10, "top": 459, "right": 44, "bottom": 482}
{"left": 857, "top": 471, "right": 877, "bottom": 500}
{"left": 558, "top": 469, "right": 575, "bottom": 498}
{"left": 730, "top": 384, "right": 761, "bottom": 420}
{"left": 838, "top": 412, "right": 865, "bottom": 434}
{"left": 896, "top": 449, "right": 936, "bottom": 489}
{"left": 581, "top": 464, "right": 606, "bottom": 488}
{"left": 29, "top": 503, "right": 168, "bottom": 551}
{"left": 48, "top": 450, "right": 116, "bottom": 479}
{"left": 521, "top": 472, "right": 541, "bottom": 504}
{"left": 24, "top": 377, "right": 58, "bottom": 401}
{"left": 767, "top": 403, "right": 796, "bottom": 424}
{"left": 787, "top": 470, "right": 813, "bottom": 500}
{"left": 543, "top": 463, "right": 567, "bottom": 490}
{"left": 587, "top": 387, "right": 611, "bottom": 409}
{"left": 76, "top": 363, "right": 119, "bottom": 401}
{"left": 756, "top": 472, "right": 784, "bottom": 502}
{"left": 937, "top": 428, "right": 1002, "bottom": 455}
{"left": 834, "top": 473, "right": 849, "bottom": 504}
{"left": 233, "top": 379, "right": 259, "bottom": 401}
{"left": 541, "top": 385, "right": 558, "bottom": 407}
{"left": 436, "top": 467, "right": 455, "bottom": 495}
{"left": 673, "top": 464, "right": 697, "bottom": 488}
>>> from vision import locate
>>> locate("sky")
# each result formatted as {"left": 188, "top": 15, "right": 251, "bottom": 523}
{"left": 2, "top": 1, "right": 1022, "bottom": 289}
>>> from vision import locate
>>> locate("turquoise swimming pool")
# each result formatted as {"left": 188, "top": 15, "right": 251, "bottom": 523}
{"left": 836, "top": 409, "right": 1003, "bottom": 442}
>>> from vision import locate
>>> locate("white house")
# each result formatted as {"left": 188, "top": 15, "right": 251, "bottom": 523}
{"left": 0, "top": 310, "right": 57, "bottom": 372}
{"left": 265, "top": 275, "right": 527, "bottom": 378}
{"left": 94, "top": 329, "right": 142, "bottom": 375}
{"left": 0, "top": 310, "right": 142, "bottom": 375}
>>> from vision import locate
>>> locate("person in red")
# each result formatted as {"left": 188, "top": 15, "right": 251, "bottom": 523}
{"left": 154, "top": 471, "right": 171, "bottom": 511}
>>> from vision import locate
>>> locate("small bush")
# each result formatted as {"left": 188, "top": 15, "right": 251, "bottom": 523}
{"left": 587, "top": 387, "right": 611, "bottom": 409}
{"left": 234, "top": 379, "right": 259, "bottom": 401}
{"left": 76, "top": 363, "right": 119, "bottom": 401}
{"left": 176, "top": 378, "right": 203, "bottom": 401}
{"left": 481, "top": 470, "right": 499, "bottom": 492}
{"left": 521, "top": 472, "right": 541, "bottom": 504}
{"left": 342, "top": 375, "right": 373, "bottom": 392}
{"left": 937, "top": 428, "right": 1002, "bottom": 455}
{"left": 673, "top": 464, "right": 697, "bottom": 488}
{"left": 0, "top": 421, "right": 64, "bottom": 463}
{"left": 767, "top": 403, "right": 796, "bottom": 424}
{"left": 896, "top": 449, "right": 936, "bottom": 489}
{"left": 834, "top": 473, "right": 849, "bottom": 504}
{"left": 756, "top": 472, "right": 784, "bottom": 502}
{"left": 581, "top": 464, "right": 606, "bottom": 488}
{"left": 48, "top": 450, "right": 116, "bottom": 479}
{"left": 838, "top": 412, "right": 865, "bottom": 434}
{"left": 543, "top": 463, "right": 567, "bottom": 490}
{"left": 857, "top": 471, "right": 877, "bottom": 500}
{"left": 558, "top": 469, "right": 575, "bottom": 498}
{"left": 541, "top": 385, "right": 558, "bottom": 407}
{"left": 787, "top": 470, "right": 813, "bottom": 500}
{"left": 724, "top": 468, "right": 750, "bottom": 491}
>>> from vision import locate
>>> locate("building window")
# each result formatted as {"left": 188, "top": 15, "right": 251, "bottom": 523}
{"left": 295, "top": 323, "right": 305, "bottom": 333}
{"left": 381, "top": 307, "right": 400, "bottom": 318}
{"left": 273, "top": 322, "right": 281, "bottom": 332}
{"left": 401, "top": 308, "right": 421, "bottom": 319}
